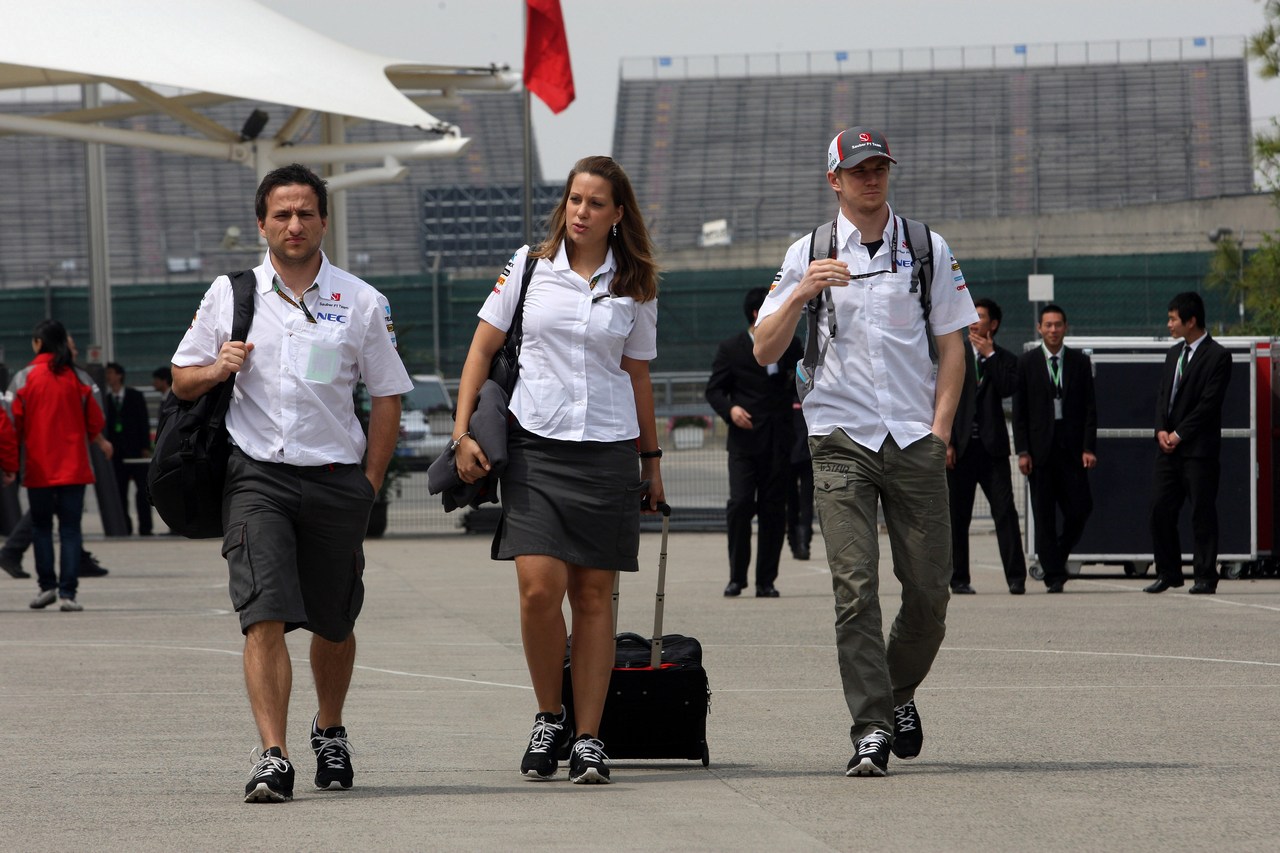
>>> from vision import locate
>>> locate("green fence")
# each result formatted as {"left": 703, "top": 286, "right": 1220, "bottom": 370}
{"left": 0, "top": 250, "right": 1235, "bottom": 383}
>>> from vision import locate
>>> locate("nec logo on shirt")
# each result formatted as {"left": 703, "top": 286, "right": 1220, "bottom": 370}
{"left": 315, "top": 312, "right": 348, "bottom": 323}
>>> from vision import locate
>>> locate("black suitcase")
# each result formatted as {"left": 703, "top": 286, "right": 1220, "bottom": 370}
{"left": 562, "top": 504, "right": 711, "bottom": 766}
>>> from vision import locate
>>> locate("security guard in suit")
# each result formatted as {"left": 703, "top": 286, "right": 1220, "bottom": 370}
{"left": 947, "top": 298, "right": 1027, "bottom": 595}
{"left": 1145, "top": 291, "right": 1232, "bottom": 595}
{"left": 705, "top": 287, "right": 802, "bottom": 598}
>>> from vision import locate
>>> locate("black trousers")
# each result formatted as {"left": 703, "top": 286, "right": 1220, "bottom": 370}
{"left": 1027, "top": 443, "right": 1092, "bottom": 586}
{"left": 947, "top": 441, "right": 1027, "bottom": 586}
{"left": 113, "top": 460, "right": 153, "bottom": 535}
{"left": 785, "top": 459, "right": 814, "bottom": 548}
{"left": 1149, "top": 452, "right": 1220, "bottom": 586}
{"left": 725, "top": 447, "right": 788, "bottom": 587}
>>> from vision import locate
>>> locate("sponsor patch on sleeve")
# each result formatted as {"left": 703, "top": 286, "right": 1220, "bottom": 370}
{"left": 769, "top": 268, "right": 783, "bottom": 292}
{"left": 384, "top": 305, "right": 398, "bottom": 346}
{"left": 494, "top": 254, "right": 516, "bottom": 294}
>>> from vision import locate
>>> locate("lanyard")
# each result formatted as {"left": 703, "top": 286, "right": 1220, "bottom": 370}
{"left": 272, "top": 276, "right": 318, "bottom": 324}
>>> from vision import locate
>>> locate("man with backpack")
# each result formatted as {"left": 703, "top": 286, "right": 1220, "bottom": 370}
{"left": 171, "top": 164, "right": 412, "bottom": 803}
{"left": 753, "top": 127, "right": 976, "bottom": 777}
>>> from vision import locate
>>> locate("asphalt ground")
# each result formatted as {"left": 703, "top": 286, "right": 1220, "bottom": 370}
{"left": 2, "top": 522, "right": 1278, "bottom": 852}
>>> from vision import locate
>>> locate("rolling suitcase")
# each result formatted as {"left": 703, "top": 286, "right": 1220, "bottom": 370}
{"left": 562, "top": 503, "right": 712, "bottom": 766}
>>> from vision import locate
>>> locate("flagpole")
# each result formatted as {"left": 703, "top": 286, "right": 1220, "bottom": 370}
{"left": 523, "top": 87, "right": 533, "bottom": 247}
{"left": 522, "top": 1, "right": 533, "bottom": 246}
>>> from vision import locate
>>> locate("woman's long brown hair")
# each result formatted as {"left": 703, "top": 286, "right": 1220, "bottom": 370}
{"left": 531, "top": 155, "right": 659, "bottom": 303}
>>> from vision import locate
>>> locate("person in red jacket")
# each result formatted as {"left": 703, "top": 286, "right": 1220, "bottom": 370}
{"left": 8, "top": 319, "right": 110, "bottom": 612}
{"left": 0, "top": 406, "right": 17, "bottom": 484}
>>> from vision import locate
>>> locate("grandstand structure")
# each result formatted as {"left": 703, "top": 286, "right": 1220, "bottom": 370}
{"left": 0, "top": 90, "right": 532, "bottom": 290}
{"left": 613, "top": 37, "right": 1253, "bottom": 251}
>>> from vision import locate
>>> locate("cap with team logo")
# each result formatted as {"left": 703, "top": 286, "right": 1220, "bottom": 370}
{"left": 826, "top": 127, "right": 897, "bottom": 173}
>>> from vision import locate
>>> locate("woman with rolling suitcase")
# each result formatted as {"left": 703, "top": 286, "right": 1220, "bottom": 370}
{"left": 451, "top": 156, "right": 664, "bottom": 784}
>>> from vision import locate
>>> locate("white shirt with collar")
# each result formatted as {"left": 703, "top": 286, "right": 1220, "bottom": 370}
{"left": 757, "top": 206, "right": 976, "bottom": 451}
{"left": 172, "top": 252, "right": 413, "bottom": 466}
{"left": 478, "top": 242, "right": 658, "bottom": 442}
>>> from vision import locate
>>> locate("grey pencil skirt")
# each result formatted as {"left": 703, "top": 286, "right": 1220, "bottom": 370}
{"left": 492, "top": 423, "right": 644, "bottom": 571}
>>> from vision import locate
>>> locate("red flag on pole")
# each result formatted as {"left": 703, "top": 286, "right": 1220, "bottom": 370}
{"left": 524, "top": 0, "right": 575, "bottom": 114}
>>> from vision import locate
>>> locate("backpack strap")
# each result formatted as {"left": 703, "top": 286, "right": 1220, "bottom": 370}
{"left": 212, "top": 270, "right": 258, "bottom": 429}
{"left": 798, "top": 221, "right": 838, "bottom": 394}
{"left": 900, "top": 217, "right": 937, "bottom": 363}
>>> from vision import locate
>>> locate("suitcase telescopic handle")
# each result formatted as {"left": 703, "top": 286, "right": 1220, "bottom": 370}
{"left": 650, "top": 502, "right": 671, "bottom": 668}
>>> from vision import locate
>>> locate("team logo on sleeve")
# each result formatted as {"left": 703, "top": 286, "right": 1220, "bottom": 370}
{"left": 950, "top": 255, "right": 967, "bottom": 290}
{"left": 383, "top": 305, "right": 398, "bottom": 345}
{"left": 494, "top": 254, "right": 516, "bottom": 294}
{"left": 769, "top": 269, "right": 783, "bottom": 292}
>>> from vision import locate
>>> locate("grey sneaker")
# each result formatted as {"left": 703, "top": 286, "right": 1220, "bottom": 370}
{"left": 846, "top": 729, "right": 891, "bottom": 777}
{"left": 29, "top": 589, "right": 56, "bottom": 609}
{"left": 59, "top": 598, "right": 83, "bottom": 612}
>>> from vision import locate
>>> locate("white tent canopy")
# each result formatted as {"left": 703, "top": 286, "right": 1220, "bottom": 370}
{"left": 0, "top": 0, "right": 518, "bottom": 360}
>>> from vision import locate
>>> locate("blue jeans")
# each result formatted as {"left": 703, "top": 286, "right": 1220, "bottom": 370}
{"left": 28, "top": 485, "right": 86, "bottom": 599}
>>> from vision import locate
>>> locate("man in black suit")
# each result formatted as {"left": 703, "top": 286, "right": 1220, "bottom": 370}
{"left": 1144, "top": 291, "right": 1232, "bottom": 595}
{"left": 1012, "top": 304, "right": 1097, "bottom": 593}
{"left": 947, "top": 298, "right": 1027, "bottom": 595}
{"left": 104, "top": 363, "right": 153, "bottom": 536}
{"left": 706, "top": 287, "right": 803, "bottom": 598}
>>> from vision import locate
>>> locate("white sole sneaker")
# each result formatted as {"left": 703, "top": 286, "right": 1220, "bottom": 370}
{"left": 570, "top": 767, "right": 610, "bottom": 784}
{"left": 845, "top": 758, "right": 888, "bottom": 777}
{"left": 244, "top": 783, "right": 292, "bottom": 803}
{"left": 29, "top": 590, "right": 56, "bottom": 609}
{"left": 59, "top": 599, "right": 83, "bottom": 612}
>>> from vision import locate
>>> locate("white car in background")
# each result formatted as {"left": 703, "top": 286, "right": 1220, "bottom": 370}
{"left": 396, "top": 374, "right": 454, "bottom": 468}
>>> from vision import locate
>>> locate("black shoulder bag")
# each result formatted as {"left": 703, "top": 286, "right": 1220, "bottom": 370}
{"left": 147, "top": 270, "right": 256, "bottom": 539}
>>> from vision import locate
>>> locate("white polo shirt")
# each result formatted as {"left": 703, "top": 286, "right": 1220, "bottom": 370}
{"left": 173, "top": 252, "right": 413, "bottom": 466}
{"left": 757, "top": 207, "right": 977, "bottom": 451}
{"left": 478, "top": 242, "right": 658, "bottom": 442}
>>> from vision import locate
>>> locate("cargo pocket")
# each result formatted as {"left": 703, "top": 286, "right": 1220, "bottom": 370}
{"left": 344, "top": 548, "right": 366, "bottom": 626}
{"left": 221, "top": 521, "right": 258, "bottom": 611}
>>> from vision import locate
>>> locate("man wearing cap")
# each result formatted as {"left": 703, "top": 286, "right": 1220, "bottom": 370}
{"left": 754, "top": 127, "right": 976, "bottom": 777}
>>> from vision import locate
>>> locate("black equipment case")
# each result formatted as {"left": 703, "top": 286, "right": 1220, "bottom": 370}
{"left": 562, "top": 504, "right": 711, "bottom": 766}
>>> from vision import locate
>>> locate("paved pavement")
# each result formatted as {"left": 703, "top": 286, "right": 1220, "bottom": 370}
{"left": 2, "top": 523, "right": 1278, "bottom": 852}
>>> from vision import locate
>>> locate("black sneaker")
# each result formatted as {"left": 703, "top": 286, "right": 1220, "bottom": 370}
{"left": 0, "top": 551, "right": 29, "bottom": 579}
{"left": 891, "top": 699, "right": 922, "bottom": 760}
{"left": 520, "top": 709, "right": 571, "bottom": 780}
{"left": 310, "top": 715, "right": 354, "bottom": 790}
{"left": 846, "top": 730, "right": 891, "bottom": 777}
{"left": 79, "top": 552, "right": 109, "bottom": 578}
{"left": 568, "top": 734, "right": 611, "bottom": 784}
{"left": 244, "top": 746, "right": 294, "bottom": 803}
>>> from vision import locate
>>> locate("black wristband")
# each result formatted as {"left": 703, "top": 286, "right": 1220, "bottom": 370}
{"left": 638, "top": 448, "right": 663, "bottom": 459}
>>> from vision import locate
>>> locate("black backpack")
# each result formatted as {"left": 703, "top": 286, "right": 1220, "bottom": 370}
{"left": 147, "top": 270, "right": 255, "bottom": 539}
{"left": 796, "top": 216, "right": 935, "bottom": 401}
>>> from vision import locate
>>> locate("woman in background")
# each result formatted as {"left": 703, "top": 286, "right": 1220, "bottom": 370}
{"left": 9, "top": 319, "right": 109, "bottom": 611}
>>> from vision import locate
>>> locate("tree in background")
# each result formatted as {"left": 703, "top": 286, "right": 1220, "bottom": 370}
{"left": 1211, "top": 1, "right": 1280, "bottom": 333}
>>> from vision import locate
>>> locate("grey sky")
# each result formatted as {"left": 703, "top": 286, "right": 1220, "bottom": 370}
{"left": 259, "top": 0, "right": 1278, "bottom": 179}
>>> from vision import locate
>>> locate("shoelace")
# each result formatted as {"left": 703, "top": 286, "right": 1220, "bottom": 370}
{"left": 313, "top": 731, "right": 354, "bottom": 770}
{"left": 526, "top": 717, "right": 564, "bottom": 755}
{"left": 857, "top": 732, "right": 890, "bottom": 756}
{"left": 572, "top": 737, "right": 609, "bottom": 766}
{"left": 894, "top": 702, "right": 918, "bottom": 733}
{"left": 249, "top": 748, "right": 291, "bottom": 778}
